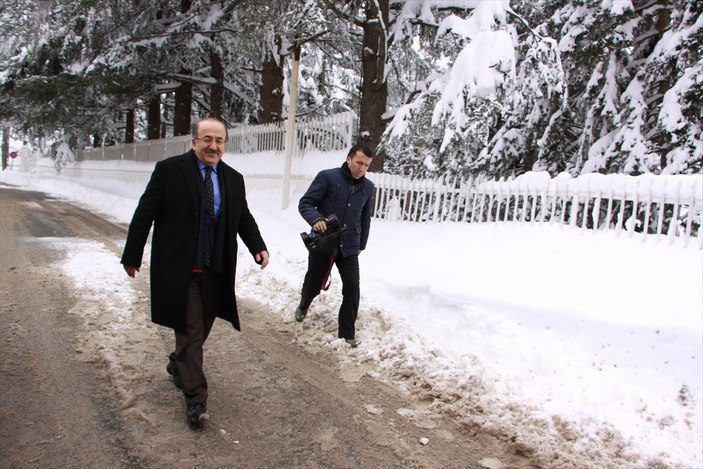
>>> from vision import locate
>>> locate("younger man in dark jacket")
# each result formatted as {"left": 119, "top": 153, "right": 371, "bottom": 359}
{"left": 295, "top": 144, "right": 375, "bottom": 347}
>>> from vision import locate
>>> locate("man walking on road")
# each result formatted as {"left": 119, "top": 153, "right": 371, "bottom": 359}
{"left": 121, "top": 117, "right": 269, "bottom": 427}
{"left": 294, "top": 144, "right": 375, "bottom": 348}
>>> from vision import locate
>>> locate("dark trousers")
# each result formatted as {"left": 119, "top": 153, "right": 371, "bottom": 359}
{"left": 169, "top": 270, "right": 223, "bottom": 405}
{"left": 301, "top": 251, "right": 360, "bottom": 340}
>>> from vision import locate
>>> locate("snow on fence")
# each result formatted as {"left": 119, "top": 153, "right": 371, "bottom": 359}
{"left": 227, "top": 112, "right": 354, "bottom": 156}
{"left": 370, "top": 171, "right": 703, "bottom": 248}
{"left": 76, "top": 112, "right": 355, "bottom": 162}
{"left": 75, "top": 135, "right": 191, "bottom": 162}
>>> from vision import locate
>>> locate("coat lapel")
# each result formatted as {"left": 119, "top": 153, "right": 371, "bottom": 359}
{"left": 179, "top": 150, "right": 201, "bottom": 211}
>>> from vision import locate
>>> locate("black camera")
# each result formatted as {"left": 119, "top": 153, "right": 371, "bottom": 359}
{"left": 300, "top": 214, "right": 346, "bottom": 252}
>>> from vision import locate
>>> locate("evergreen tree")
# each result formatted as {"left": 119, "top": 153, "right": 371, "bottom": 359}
{"left": 1, "top": 0, "right": 700, "bottom": 178}
{"left": 647, "top": 0, "right": 702, "bottom": 175}
{"left": 379, "top": 1, "right": 517, "bottom": 179}
{"left": 484, "top": 20, "right": 566, "bottom": 176}
{"left": 380, "top": 0, "right": 702, "bottom": 179}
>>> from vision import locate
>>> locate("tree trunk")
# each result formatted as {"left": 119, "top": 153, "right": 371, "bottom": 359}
{"left": 147, "top": 96, "right": 161, "bottom": 140}
{"left": 171, "top": 0, "right": 194, "bottom": 137}
{"left": 173, "top": 70, "right": 192, "bottom": 137}
{"left": 634, "top": 0, "right": 672, "bottom": 169}
{"left": 1, "top": 128, "right": 8, "bottom": 171}
{"left": 210, "top": 52, "right": 224, "bottom": 119}
{"left": 654, "top": 1, "right": 672, "bottom": 170}
{"left": 360, "top": 0, "right": 389, "bottom": 172}
{"left": 318, "top": 55, "right": 327, "bottom": 96}
{"left": 524, "top": 147, "right": 537, "bottom": 172}
{"left": 259, "top": 50, "right": 284, "bottom": 124}
{"left": 125, "top": 108, "right": 135, "bottom": 144}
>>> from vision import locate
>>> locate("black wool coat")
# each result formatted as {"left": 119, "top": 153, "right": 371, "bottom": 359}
{"left": 121, "top": 150, "right": 267, "bottom": 332}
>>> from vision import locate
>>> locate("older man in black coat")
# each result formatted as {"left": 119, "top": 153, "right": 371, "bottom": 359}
{"left": 121, "top": 117, "right": 268, "bottom": 427}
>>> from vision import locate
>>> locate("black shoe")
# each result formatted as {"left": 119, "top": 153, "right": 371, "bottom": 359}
{"left": 295, "top": 296, "right": 313, "bottom": 322}
{"left": 294, "top": 306, "right": 308, "bottom": 322}
{"left": 187, "top": 403, "right": 209, "bottom": 427}
{"left": 166, "top": 361, "right": 183, "bottom": 389}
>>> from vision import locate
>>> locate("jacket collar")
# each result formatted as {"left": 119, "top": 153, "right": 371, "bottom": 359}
{"left": 341, "top": 162, "right": 365, "bottom": 185}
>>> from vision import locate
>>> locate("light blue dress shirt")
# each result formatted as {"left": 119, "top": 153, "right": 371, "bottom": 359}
{"left": 197, "top": 160, "right": 221, "bottom": 216}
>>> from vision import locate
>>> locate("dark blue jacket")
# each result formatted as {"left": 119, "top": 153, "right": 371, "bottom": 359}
{"left": 299, "top": 163, "right": 374, "bottom": 257}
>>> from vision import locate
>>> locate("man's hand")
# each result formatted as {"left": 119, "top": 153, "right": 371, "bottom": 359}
{"left": 255, "top": 251, "right": 269, "bottom": 269}
{"left": 312, "top": 219, "right": 328, "bottom": 233}
{"left": 124, "top": 265, "right": 139, "bottom": 278}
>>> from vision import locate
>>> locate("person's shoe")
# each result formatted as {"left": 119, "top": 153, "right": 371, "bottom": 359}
{"left": 166, "top": 361, "right": 183, "bottom": 389}
{"left": 187, "top": 403, "right": 209, "bottom": 427}
{"left": 294, "top": 306, "right": 308, "bottom": 322}
{"left": 345, "top": 338, "right": 360, "bottom": 348}
{"left": 295, "top": 296, "right": 313, "bottom": 322}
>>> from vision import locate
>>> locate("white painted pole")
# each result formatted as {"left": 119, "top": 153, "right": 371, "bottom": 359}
{"left": 282, "top": 45, "right": 301, "bottom": 210}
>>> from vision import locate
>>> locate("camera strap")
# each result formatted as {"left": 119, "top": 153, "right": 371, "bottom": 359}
{"left": 321, "top": 250, "right": 337, "bottom": 291}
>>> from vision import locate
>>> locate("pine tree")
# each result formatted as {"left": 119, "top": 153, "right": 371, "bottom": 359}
{"left": 647, "top": 0, "right": 703, "bottom": 174}
{"left": 2, "top": 0, "right": 700, "bottom": 178}
{"left": 379, "top": 1, "right": 517, "bottom": 179}
{"left": 484, "top": 20, "right": 566, "bottom": 176}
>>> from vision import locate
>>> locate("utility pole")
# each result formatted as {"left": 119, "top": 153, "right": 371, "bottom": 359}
{"left": 282, "top": 44, "right": 301, "bottom": 210}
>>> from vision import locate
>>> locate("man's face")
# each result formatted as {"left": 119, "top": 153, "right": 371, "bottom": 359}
{"left": 346, "top": 151, "right": 373, "bottom": 180}
{"left": 192, "top": 119, "right": 227, "bottom": 166}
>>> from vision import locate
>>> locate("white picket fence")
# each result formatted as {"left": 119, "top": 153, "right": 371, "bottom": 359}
{"left": 75, "top": 135, "right": 192, "bottom": 162}
{"left": 76, "top": 112, "right": 355, "bottom": 162}
{"left": 370, "top": 171, "right": 703, "bottom": 248}
{"left": 227, "top": 112, "right": 354, "bottom": 156}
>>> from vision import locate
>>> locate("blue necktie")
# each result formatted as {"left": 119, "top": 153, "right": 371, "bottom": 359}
{"left": 203, "top": 166, "right": 215, "bottom": 217}
{"left": 203, "top": 166, "right": 215, "bottom": 268}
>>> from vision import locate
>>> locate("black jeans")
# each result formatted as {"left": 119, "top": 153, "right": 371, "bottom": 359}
{"left": 301, "top": 251, "right": 360, "bottom": 340}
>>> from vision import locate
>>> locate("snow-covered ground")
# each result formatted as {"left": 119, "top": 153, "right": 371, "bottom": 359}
{"left": 2, "top": 151, "right": 701, "bottom": 468}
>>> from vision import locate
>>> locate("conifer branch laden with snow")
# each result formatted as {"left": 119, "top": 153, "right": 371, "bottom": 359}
{"left": 0, "top": 0, "right": 700, "bottom": 178}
